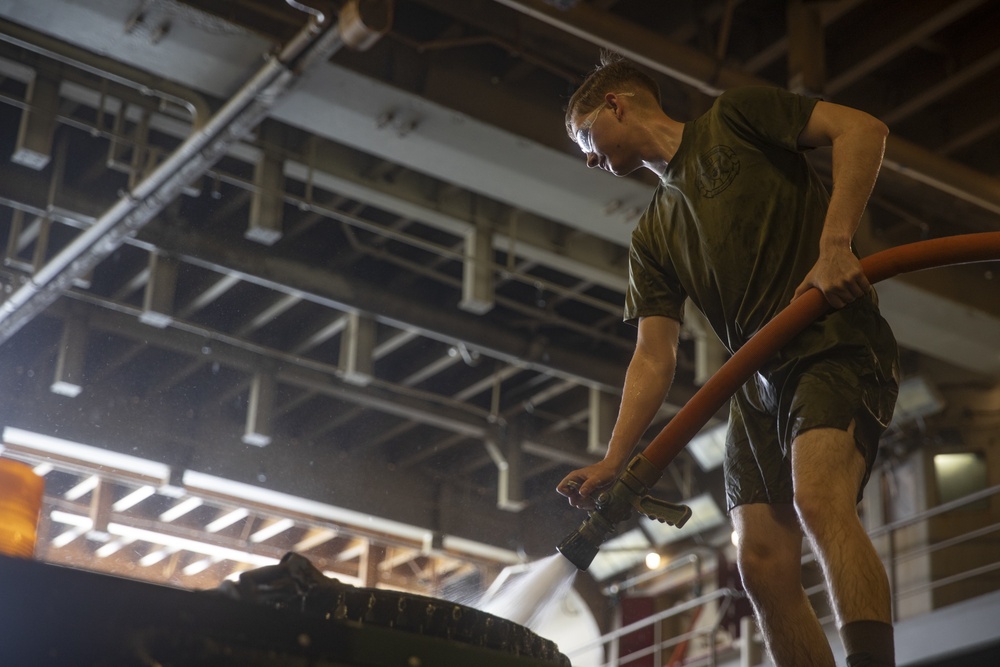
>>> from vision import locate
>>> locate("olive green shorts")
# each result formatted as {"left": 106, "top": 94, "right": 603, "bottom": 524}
{"left": 723, "top": 298, "right": 899, "bottom": 511}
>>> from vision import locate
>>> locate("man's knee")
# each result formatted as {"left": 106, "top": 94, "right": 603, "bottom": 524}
{"left": 735, "top": 531, "right": 801, "bottom": 600}
{"left": 793, "top": 482, "right": 839, "bottom": 532}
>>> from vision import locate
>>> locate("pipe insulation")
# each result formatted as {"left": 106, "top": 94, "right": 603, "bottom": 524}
{"left": 642, "top": 232, "right": 1000, "bottom": 472}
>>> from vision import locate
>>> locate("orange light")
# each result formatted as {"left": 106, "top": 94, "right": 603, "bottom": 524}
{"left": 0, "top": 459, "right": 44, "bottom": 558}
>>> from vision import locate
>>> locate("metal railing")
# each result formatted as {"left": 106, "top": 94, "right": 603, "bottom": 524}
{"left": 570, "top": 483, "right": 1000, "bottom": 667}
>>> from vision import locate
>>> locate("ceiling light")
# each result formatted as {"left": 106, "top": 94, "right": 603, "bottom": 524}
{"left": 687, "top": 423, "right": 727, "bottom": 471}
{"left": 182, "top": 557, "right": 218, "bottom": 576}
{"left": 158, "top": 497, "right": 203, "bottom": 522}
{"left": 108, "top": 522, "right": 279, "bottom": 568}
{"left": 2, "top": 427, "right": 170, "bottom": 483}
{"left": 64, "top": 474, "right": 99, "bottom": 501}
{"left": 249, "top": 518, "right": 295, "bottom": 543}
{"left": 205, "top": 508, "right": 249, "bottom": 533}
{"left": 112, "top": 485, "right": 156, "bottom": 512}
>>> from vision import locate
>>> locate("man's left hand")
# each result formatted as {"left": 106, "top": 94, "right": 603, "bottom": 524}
{"left": 792, "top": 247, "right": 869, "bottom": 308}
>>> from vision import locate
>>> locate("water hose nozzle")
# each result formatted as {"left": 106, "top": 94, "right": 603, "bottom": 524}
{"left": 557, "top": 454, "right": 692, "bottom": 571}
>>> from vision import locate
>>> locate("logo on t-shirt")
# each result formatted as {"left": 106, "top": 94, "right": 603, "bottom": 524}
{"left": 697, "top": 145, "right": 740, "bottom": 198}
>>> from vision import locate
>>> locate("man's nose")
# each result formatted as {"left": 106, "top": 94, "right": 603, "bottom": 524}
{"left": 586, "top": 153, "right": 600, "bottom": 168}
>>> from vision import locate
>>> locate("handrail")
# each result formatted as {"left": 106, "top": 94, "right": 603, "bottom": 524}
{"left": 868, "top": 482, "right": 1000, "bottom": 538}
{"left": 565, "top": 587, "right": 741, "bottom": 657}
{"left": 575, "top": 485, "right": 1000, "bottom": 666}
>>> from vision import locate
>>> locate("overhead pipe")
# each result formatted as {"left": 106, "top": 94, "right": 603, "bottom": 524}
{"left": 558, "top": 232, "right": 1000, "bottom": 570}
{"left": 0, "top": 0, "right": 392, "bottom": 346}
{"left": 0, "top": 17, "right": 211, "bottom": 128}
{"left": 489, "top": 0, "right": 1000, "bottom": 219}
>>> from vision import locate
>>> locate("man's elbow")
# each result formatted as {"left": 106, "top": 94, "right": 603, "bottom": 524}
{"left": 864, "top": 114, "right": 889, "bottom": 142}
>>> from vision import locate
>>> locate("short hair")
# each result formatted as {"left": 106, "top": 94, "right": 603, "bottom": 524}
{"left": 565, "top": 51, "right": 662, "bottom": 139}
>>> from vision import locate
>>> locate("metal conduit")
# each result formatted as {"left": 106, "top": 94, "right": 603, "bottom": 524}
{"left": 0, "top": 1, "right": 388, "bottom": 346}
{"left": 490, "top": 0, "right": 1000, "bottom": 219}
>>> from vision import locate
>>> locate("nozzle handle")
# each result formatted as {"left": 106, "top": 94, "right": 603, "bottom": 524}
{"left": 636, "top": 496, "right": 692, "bottom": 528}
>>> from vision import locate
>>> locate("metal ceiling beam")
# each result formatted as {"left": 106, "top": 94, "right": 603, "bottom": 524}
{"left": 137, "top": 222, "right": 637, "bottom": 394}
{"left": 48, "top": 296, "right": 492, "bottom": 440}
{"left": 880, "top": 47, "right": 1000, "bottom": 126}
{"left": 0, "top": 7, "right": 350, "bottom": 345}
{"left": 825, "top": 0, "right": 987, "bottom": 96}
{"left": 487, "top": 0, "right": 1000, "bottom": 219}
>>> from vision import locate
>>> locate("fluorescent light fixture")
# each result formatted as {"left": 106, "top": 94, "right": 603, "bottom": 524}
{"left": 10, "top": 426, "right": 523, "bottom": 571}
{"left": 933, "top": 452, "right": 988, "bottom": 506}
{"left": 139, "top": 547, "right": 176, "bottom": 567}
{"left": 335, "top": 541, "right": 367, "bottom": 563}
{"left": 183, "top": 470, "right": 435, "bottom": 545}
{"left": 112, "top": 485, "right": 157, "bottom": 512}
{"left": 32, "top": 462, "right": 53, "bottom": 476}
{"left": 64, "top": 474, "right": 99, "bottom": 501}
{"left": 50, "top": 510, "right": 94, "bottom": 528}
{"left": 249, "top": 518, "right": 295, "bottom": 543}
{"left": 891, "top": 376, "right": 945, "bottom": 426}
{"left": 182, "top": 557, "right": 218, "bottom": 576}
{"left": 2, "top": 427, "right": 171, "bottom": 482}
{"left": 51, "top": 527, "right": 87, "bottom": 548}
{"left": 159, "top": 497, "right": 203, "bottom": 522}
{"left": 294, "top": 527, "right": 337, "bottom": 552}
{"left": 108, "top": 523, "right": 280, "bottom": 568}
{"left": 206, "top": 508, "right": 249, "bottom": 533}
{"left": 95, "top": 537, "right": 135, "bottom": 558}
{"left": 687, "top": 423, "right": 727, "bottom": 471}
{"left": 50, "top": 381, "right": 83, "bottom": 398}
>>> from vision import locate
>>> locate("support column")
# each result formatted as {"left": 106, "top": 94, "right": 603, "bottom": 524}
{"left": 51, "top": 311, "right": 87, "bottom": 398}
{"left": 246, "top": 124, "right": 285, "bottom": 245}
{"left": 140, "top": 251, "right": 179, "bottom": 328}
{"left": 486, "top": 421, "right": 527, "bottom": 512}
{"left": 340, "top": 312, "right": 376, "bottom": 386}
{"left": 588, "top": 386, "right": 617, "bottom": 455}
{"left": 360, "top": 542, "right": 387, "bottom": 588}
{"left": 13, "top": 71, "right": 59, "bottom": 170}
{"left": 459, "top": 223, "right": 495, "bottom": 314}
{"left": 88, "top": 479, "right": 114, "bottom": 541}
{"left": 243, "top": 371, "right": 276, "bottom": 447}
{"left": 686, "top": 308, "right": 726, "bottom": 386}
{"left": 787, "top": 0, "right": 826, "bottom": 96}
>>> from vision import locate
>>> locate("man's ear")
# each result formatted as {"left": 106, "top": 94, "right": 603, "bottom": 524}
{"left": 607, "top": 92, "right": 624, "bottom": 118}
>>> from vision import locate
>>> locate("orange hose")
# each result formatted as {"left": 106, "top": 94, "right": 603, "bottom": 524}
{"left": 642, "top": 232, "right": 1000, "bottom": 472}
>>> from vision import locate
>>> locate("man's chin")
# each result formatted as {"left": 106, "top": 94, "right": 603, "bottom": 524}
{"left": 610, "top": 163, "right": 640, "bottom": 177}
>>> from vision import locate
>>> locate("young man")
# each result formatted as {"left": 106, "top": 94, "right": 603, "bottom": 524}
{"left": 556, "top": 54, "right": 899, "bottom": 667}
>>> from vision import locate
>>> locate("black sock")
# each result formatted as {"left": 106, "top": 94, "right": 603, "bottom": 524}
{"left": 841, "top": 620, "right": 895, "bottom": 667}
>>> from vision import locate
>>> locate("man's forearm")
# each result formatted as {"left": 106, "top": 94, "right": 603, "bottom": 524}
{"left": 822, "top": 118, "right": 888, "bottom": 249}
{"left": 603, "top": 349, "right": 675, "bottom": 471}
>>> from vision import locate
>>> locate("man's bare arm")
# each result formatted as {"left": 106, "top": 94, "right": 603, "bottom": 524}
{"left": 794, "top": 100, "right": 889, "bottom": 308}
{"left": 557, "top": 315, "right": 680, "bottom": 509}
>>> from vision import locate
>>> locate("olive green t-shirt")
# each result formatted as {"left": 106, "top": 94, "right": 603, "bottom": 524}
{"left": 625, "top": 86, "right": 871, "bottom": 361}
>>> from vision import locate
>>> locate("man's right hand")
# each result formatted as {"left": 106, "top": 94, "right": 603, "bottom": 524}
{"left": 557, "top": 460, "right": 621, "bottom": 510}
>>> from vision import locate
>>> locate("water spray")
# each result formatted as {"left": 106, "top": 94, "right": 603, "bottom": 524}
{"left": 558, "top": 232, "right": 1000, "bottom": 571}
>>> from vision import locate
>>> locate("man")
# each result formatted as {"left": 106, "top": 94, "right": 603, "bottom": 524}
{"left": 556, "top": 53, "right": 899, "bottom": 667}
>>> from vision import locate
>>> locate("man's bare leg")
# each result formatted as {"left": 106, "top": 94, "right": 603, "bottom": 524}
{"left": 732, "top": 503, "right": 835, "bottom": 667}
{"left": 792, "top": 426, "right": 894, "bottom": 666}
